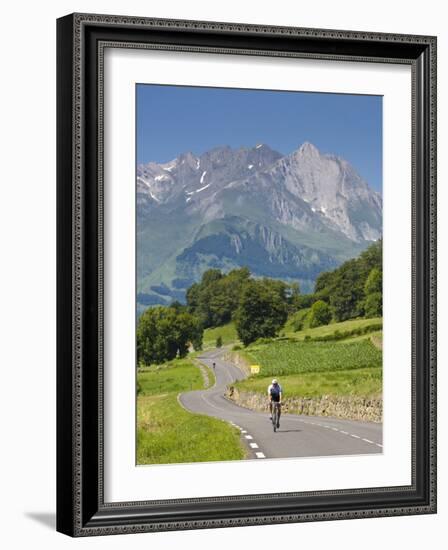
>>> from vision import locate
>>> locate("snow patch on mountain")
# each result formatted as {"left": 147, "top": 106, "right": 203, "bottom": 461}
{"left": 137, "top": 142, "right": 381, "bottom": 243}
{"left": 196, "top": 183, "right": 211, "bottom": 193}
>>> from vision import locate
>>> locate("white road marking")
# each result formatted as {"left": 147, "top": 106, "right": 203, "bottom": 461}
{"left": 255, "top": 452, "right": 266, "bottom": 458}
{"left": 280, "top": 417, "right": 382, "bottom": 449}
{"left": 187, "top": 354, "right": 383, "bottom": 458}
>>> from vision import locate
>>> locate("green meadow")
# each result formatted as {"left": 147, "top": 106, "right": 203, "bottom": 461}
{"left": 137, "top": 359, "right": 245, "bottom": 464}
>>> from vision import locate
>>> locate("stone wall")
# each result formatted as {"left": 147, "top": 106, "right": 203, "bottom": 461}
{"left": 225, "top": 387, "right": 382, "bottom": 423}
{"left": 194, "top": 360, "right": 211, "bottom": 389}
{"left": 224, "top": 350, "right": 251, "bottom": 376}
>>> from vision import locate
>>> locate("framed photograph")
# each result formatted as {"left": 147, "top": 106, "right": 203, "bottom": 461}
{"left": 56, "top": 13, "right": 437, "bottom": 536}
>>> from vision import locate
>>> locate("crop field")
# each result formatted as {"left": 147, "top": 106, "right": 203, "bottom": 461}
{"left": 233, "top": 317, "right": 383, "bottom": 403}
{"left": 242, "top": 339, "right": 382, "bottom": 376}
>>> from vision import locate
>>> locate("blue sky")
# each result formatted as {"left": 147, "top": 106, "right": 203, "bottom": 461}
{"left": 137, "top": 84, "right": 382, "bottom": 192}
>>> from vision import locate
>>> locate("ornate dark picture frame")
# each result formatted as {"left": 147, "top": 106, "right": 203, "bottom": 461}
{"left": 56, "top": 13, "right": 437, "bottom": 537}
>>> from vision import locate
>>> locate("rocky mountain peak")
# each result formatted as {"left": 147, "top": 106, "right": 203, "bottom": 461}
{"left": 137, "top": 141, "right": 382, "bottom": 307}
{"left": 138, "top": 141, "right": 381, "bottom": 242}
{"left": 297, "top": 141, "right": 320, "bottom": 156}
{"left": 178, "top": 151, "right": 199, "bottom": 168}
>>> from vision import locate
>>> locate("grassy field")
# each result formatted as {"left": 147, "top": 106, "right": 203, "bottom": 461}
{"left": 203, "top": 322, "right": 239, "bottom": 348}
{"left": 138, "top": 358, "right": 204, "bottom": 395}
{"left": 137, "top": 359, "right": 245, "bottom": 464}
{"left": 202, "top": 317, "right": 382, "bottom": 348}
{"left": 137, "top": 394, "right": 245, "bottom": 464}
{"left": 283, "top": 316, "right": 382, "bottom": 341}
{"left": 236, "top": 367, "right": 382, "bottom": 398}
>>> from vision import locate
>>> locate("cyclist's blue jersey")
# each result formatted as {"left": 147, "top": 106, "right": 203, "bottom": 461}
{"left": 268, "top": 383, "right": 282, "bottom": 402}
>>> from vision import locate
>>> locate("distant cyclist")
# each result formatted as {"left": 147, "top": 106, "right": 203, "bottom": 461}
{"left": 268, "top": 379, "right": 282, "bottom": 428}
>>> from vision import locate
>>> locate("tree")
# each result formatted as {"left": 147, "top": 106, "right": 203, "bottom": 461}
{"left": 312, "top": 241, "right": 383, "bottom": 322}
{"left": 364, "top": 292, "right": 382, "bottom": 318}
{"left": 364, "top": 267, "right": 382, "bottom": 317}
{"left": 292, "top": 293, "right": 316, "bottom": 310}
{"left": 201, "top": 268, "right": 223, "bottom": 286}
{"left": 235, "top": 280, "right": 288, "bottom": 346}
{"left": 137, "top": 306, "right": 203, "bottom": 365}
{"left": 186, "top": 268, "right": 250, "bottom": 328}
{"left": 365, "top": 267, "right": 382, "bottom": 295}
{"left": 359, "top": 239, "right": 382, "bottom": 272}
{"left": 169, "top": 300, "right": 186, "bottom": 312}
{"left": 216, "top": 335, "right": 223, "bottom": 348}
{"left": 309, "top": 300, "right": 332, "bottom": 328}
{"left": 286, "top": 281, "right": 301, "bottom": 312}
{"left": 328, "top": 260, "right": 366, "bottom": 321}
{"left": 314, "top": 270, "right": 335, "bottom": 294}
{"left": 186, "top": 282, "right": 200, "bottom": 314}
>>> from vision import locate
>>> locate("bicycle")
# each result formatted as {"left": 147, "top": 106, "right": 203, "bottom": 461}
{"left": 271, "top": 401, "right": 281, "bottom": 432}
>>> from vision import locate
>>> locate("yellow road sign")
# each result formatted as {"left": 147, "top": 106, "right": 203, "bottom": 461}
{"left": 250, "top": 365, "right": 260, "bottom": 374}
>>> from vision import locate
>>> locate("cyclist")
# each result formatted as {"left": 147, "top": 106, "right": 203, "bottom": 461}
{"left": 268, "top": 379, "right": 282, "bottom": 428}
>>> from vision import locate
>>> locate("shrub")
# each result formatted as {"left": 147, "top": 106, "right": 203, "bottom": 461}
{"left": 292, "top": 294, "right": 316, "bottom": 310}
{"left": 254, "top": 337, "right": 275, "bottom": 346}
{"left": 309, "top": 300, "right": 332, "bottom": 328}
{"left": 304, "top": 322, "right": 382, "bottom": 342}
{"left": 290, "top": 308, "right": 310, "bottom": 331}
{"left": 216, "top": 335, "right": 223, "bottom": 348}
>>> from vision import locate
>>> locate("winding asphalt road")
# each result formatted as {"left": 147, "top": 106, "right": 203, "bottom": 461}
{"left": 179, "top": 348, "right": 383, "bottom": 460}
